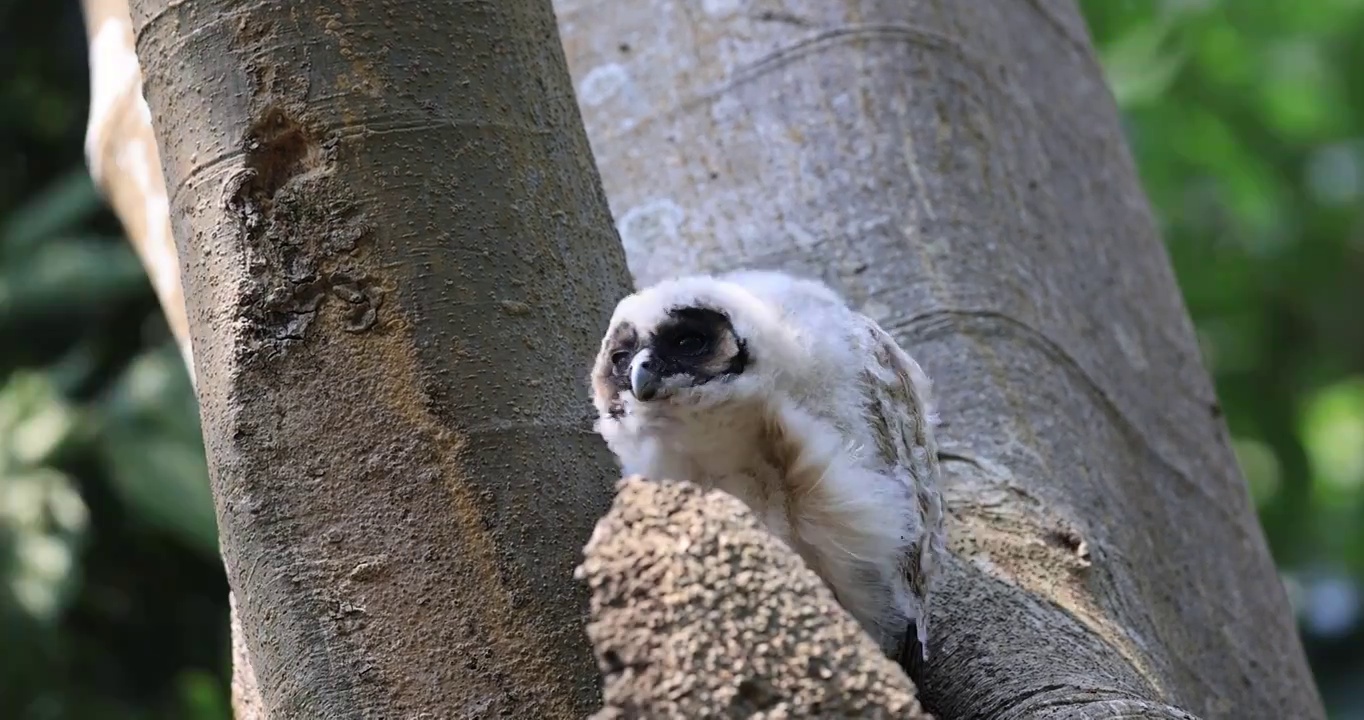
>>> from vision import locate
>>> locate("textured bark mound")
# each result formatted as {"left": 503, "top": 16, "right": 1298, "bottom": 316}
{"left": 577, "top": 477, "right": 932, "bottom": 719}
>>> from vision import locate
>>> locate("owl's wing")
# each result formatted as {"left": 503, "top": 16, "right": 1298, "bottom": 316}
{"left": 858, "top": 318, "right": 946, "bottom": 661}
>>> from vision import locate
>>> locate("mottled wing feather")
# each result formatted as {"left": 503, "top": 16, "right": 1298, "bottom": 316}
{"left": 860, "top": 319, "right": 946, "bottom": 658}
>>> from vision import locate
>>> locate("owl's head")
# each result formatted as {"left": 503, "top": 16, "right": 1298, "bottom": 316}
{"left": 589, "top": 275, "right": 799, "bottom": 422}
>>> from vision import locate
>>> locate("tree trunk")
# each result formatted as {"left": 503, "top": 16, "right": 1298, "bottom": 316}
{"left": 125, "top": 0, "right": 633, "bottom": 716}
{"left": 555, "top": 1, "right": 1324, "bottom": 718}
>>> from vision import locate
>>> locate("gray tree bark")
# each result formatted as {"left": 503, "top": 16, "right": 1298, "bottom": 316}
{"left": 555, "top": 1, "right": 1325, "bottom": 718}
{"left": 125, "top": 0, "right": 633, "bottom": 716}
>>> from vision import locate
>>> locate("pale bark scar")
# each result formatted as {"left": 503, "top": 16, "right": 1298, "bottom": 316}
{"left": 944, "top": 463, "right": 1167, "bottom": 699}
{"left": 365, "top": 308, "right": 582, "bottom": 717}
{"left": 82, "top": 5, "right": 193, "bottom": 377}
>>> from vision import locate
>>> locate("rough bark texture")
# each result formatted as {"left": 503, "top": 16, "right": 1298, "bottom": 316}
{"left": 127, "top": 0, "right": 633, "bottom": 716}
{"left": 556, "top": 1, "right": 1324, "bottom": 719}
{"left": 578, "top": 477, "right": 932, "bottom": 719}
{"left": 80, "top": 2, "right": 263, "bottom": 717}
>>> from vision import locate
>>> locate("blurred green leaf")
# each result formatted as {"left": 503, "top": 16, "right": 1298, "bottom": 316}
{"left": 0, "top": 169, "right": 101, "bottom": 254}
{"left": 1302, "top": 378, "right": 1364, "bottom": 505}
{"left": 1260, "top": 39, "right": 1346, "bottom": 141}
{"left": 1098, "top": 14, "right": 1188, "bottom": 107}
{"left": 0, "top": 373, "right": 76, "bottom": 464}
{"left": 0, "top": 374, "right": 89, "bottom": 625}
{"left": 0, "top": 238, "right": 147, "bottom": 321}
{"left": 99, "top": 347, "right": 217, "bottom": 558}
{"left": 1194, "top": 23, "right": 1255, "bottom": 88}
{"left": 1234, "top": 436, "right": 1285, "bottom": 507}
{"left": 175, "top": 669, "right": 232, "bottom": 720}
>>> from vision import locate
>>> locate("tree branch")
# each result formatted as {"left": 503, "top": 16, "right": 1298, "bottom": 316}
{"left": 80, "top": 0, "right": 193, "bottom": 378}
{"left": 578, "top": 477, "right": 932, "bottom": 719}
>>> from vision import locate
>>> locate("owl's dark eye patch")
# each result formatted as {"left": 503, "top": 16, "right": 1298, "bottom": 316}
{"left": 646, "top": 306, "right": 746, "bottom": 385}
{"left": 610, "top": 350, "right": 631, "bottom": 367}
{"left": 655, "top": 312, "right": 719, "bottom": 357}
{"left": 669, "top": 330, "right": 709, "bottom": 356}
{"left": 670, "top": 307, "right": 728, "bottom": 325}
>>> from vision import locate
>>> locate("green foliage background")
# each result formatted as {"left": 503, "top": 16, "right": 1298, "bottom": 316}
{"left": 1, "top": 0, "right": 1359, "bottom": 717}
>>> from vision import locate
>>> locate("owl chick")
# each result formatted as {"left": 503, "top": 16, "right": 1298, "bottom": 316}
{"left": 589, "top": 269, "right": 946, "bottom": 661}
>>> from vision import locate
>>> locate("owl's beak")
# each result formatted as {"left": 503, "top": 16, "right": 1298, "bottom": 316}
{"left": 629, "top": 350, "right": 663, "bottom": 402}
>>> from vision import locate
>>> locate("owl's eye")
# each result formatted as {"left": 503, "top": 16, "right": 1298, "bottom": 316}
{"left": 610, "top": 350, "right": 631, "bottom": 367}
{"left": 674, "top": 332, "right": 708, "bottom": 356}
